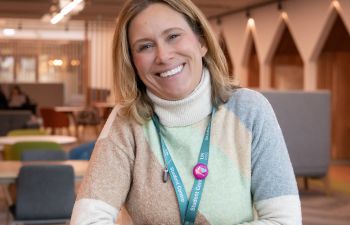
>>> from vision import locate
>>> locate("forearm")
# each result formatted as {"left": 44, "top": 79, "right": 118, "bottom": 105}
{"left": 237, "top": 195, "right": 302, "bottom": 225}
{"left": 70, "top": 198, "right": 119, "bottom": 225}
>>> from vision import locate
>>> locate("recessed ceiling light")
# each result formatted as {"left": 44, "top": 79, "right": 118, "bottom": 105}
{"left": 3, "top": 28, "right": 16, "bottom": 36}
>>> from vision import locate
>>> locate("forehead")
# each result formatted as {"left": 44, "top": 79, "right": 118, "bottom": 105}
{"left": 128, "top": 3, "right": 192, "bottom": 40}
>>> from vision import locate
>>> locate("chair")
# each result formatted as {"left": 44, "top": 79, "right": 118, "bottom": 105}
{"left": 21, "top": 150, "right": 67, "bottom": 161}
{"left": 261, "top": 90, "right": 331, "bottom": 190}
{"left": 5, "top": 141, "right": 62, "bottom": 160}
{"left": 40, "top": 107, "right": 71, "bottom": 135}
{"left": 2, "top": 129, "right": 47, "bottom": 160}
{"left": 68, "top": 141, "right": 95, "bottom": 160}
{"left": 75, "top": 107, "right": 101, "bottom": 139}
{"left": 10, "top": 165, "right": 75, "bottom": 225}
{"left": 0, "top": 110, "right": 33, "bottom": 136}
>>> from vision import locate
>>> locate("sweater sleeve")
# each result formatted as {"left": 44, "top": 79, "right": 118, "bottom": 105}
{"left": 232, "top": 89, "right": 302, "bottom": 225}
{"left": 71, "top": 108, "right": 135, "bottom": 225}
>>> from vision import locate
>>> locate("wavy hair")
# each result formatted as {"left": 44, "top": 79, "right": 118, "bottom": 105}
{"left": 113, "top": 0, "right": 238, "bottom": 124}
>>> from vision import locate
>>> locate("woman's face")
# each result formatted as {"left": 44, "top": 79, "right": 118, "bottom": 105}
{"left": 128, "top": 3, "right": 207, "bottom": 100}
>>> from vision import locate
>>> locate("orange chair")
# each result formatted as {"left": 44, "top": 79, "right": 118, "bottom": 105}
{"left": 40, "top": 107, "right": 71, "bottom": 135}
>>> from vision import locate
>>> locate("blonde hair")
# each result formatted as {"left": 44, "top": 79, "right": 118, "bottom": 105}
{"left": 113, "top": 0, "right": 238, "bottom": 124}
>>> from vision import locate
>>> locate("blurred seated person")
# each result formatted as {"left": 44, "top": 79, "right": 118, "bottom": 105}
{"left": 0, "top": 86, "right": 8, "bottom": 109}
{"left": 8, "top": 85, "right": 37, "bottom": 114}
{"left": 8, "top": 85, "right": 29, "bottom": 108}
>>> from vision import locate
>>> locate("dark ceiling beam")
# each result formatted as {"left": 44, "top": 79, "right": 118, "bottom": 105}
{"left": 208, "top": 0, "right": 281, "bottom": 20}
{"left": 71, "top": 4, "right": 122, "bottom": 20}
{"left": 0, "top": 0, "right": 50, "bottom": 19}
{"left": 196, "top": 3, "right": 235, "bottom": 9}
{"left": 0, "top": 12, "right": 45, "bottom": 19}
{"left": 0, "top": 1, "right": 50, "bottom": 11}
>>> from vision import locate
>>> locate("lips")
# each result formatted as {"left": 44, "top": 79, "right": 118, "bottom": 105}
{"left": 158, "top": 64, "right": 184, "bottom": 78}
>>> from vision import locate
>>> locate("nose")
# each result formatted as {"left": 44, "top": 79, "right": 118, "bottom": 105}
{"left": 155, "top": 43, "right": 173, "bottom": 64}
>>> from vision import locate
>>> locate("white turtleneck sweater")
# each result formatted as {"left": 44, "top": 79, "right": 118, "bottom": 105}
{"left": 147, "top": 68, "right": 212, "bottom": 127}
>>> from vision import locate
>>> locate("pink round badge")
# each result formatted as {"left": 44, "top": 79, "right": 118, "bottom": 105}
{"left": 193, "top": 163, "right": 208, "bottom": 180}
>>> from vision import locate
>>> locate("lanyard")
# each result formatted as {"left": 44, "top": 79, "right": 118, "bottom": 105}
{"left": 152, "top": 109, "right": 214, "bottom": 225}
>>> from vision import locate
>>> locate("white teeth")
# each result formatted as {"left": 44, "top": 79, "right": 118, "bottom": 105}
{"left": 159, "top": 65, "right": 183, "bottom": 77}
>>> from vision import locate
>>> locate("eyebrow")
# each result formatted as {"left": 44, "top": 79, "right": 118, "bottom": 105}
{"left": 130, "top": 27, "right": 184, "bottom": 49}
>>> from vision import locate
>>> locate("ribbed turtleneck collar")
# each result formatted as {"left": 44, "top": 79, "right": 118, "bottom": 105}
{"left": 147, "top": 68, "right": 212, "bottom": 127}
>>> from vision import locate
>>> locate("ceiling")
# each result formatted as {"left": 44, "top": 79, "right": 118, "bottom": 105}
{"left": 0, "top": 0, "right": 280, "bottom": 22}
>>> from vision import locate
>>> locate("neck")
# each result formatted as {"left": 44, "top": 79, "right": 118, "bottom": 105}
{"left": 147, "top": 68, "right": 212, "bottom": 127}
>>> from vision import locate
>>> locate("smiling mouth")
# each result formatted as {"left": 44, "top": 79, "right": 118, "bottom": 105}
{"left": 158, "top": 64, "right": 184, "bottom": 78}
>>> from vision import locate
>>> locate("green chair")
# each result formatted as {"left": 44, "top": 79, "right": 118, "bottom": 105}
{"left": 5, "top": 141, "right": 62, "bottom": 161}
{"left": 3, "top": 129, "right": 47, "bottom": 160}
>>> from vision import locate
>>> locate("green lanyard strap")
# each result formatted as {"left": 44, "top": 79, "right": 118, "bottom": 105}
{"left": 152, "top": 108, "right": 215, "bottom": 225}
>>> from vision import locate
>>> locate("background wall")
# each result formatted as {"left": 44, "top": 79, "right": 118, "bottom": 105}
{"left": 209, "top": 0, "right": 350, "bottom": 91}
{"left": 1, "top": 83, "right": 64, "bottom": 107}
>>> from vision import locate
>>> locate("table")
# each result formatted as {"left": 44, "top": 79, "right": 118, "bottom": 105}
{"left": 0, "top": 160, "right": 89, "bottom": 184}
{"left": 92, "top": 102, "right": 115, "bottom": 109}
{"left": 0, "top": 135, "right": 77, "bottom": 152}
{"left": 0, "top": 135, "right": 77, "bottom": 146}
{"left": 54, "top": 106, "right": 85, "bottom": 113}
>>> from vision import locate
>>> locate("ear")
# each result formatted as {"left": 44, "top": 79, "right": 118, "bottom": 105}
{"left": 199, "top": 37, "right": 208, "bottom": 57}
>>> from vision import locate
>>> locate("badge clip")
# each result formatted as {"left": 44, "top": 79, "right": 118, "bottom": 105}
{"left": 162, "top": 168, "right": 169, "bottom": 183}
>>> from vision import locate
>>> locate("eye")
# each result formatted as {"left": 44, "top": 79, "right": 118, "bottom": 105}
{"left": 168, "top": 33, "right": 180, "bottom": 40}
{"left": 137, "top": 43, "right": 154, "bottom": 52}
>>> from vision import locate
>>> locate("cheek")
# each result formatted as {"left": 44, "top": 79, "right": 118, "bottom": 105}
{"left": 178, "top": 38, "right": 205, "bottom": 58}
{"left": 132, "top": 54, "right": 152, "bottom": 74}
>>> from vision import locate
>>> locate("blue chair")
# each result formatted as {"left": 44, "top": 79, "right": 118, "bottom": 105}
{"left": 68, "top": 141, "right": 95, "bottom": 160}
{"left": 21, "top": 150, "right": 67, "bottom": 161}
{"left": 10, "top": 165, "right": 75, "bottom": 224}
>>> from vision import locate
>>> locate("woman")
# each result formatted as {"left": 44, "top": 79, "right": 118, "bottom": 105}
{"left": 8, "top": 85, "right": 29, "bottom": 108}
{"left": 71, "top": 0, "right": 301, "bottom": 224}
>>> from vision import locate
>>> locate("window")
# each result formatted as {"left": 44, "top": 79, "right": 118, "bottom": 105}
{"left": 0, "top": 55, "right": 15, "bottom": 82}
{"left": 16, "top": 56, "right": 37, "bottom": 82}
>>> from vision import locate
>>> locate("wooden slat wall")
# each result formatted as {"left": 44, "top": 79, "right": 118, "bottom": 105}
{"left": 271, "top": 54, "right": 303, "bottom": 90}
{"left": 247, "top": 43, "right": 260, "bottom": 88}
{"left": 317, "top": 52, "right": 350, "bottom": 159}
{"left": 270, "top": 25, "right": 304, "bottom": 90}
{"left": 317, "top": 14, "right": 350, "bottom": 160}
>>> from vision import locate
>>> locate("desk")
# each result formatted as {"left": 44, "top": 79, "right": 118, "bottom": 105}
{"left": 0, "top": 135, "right": 77, "bottom": 146}
{"left": 0, "top": 135, "right": 77, "bottom": 152}
{"left": 92, "top": 102, "right": 115, "bottom": 109}
{"left": 54, "top": 106, "right": 85, "bottom": 113}
{"left": 0, "top": 160, "right": 88, "bottom": 184}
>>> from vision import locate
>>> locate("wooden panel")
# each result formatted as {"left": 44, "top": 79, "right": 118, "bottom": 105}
{"left": 218, "top": 31, "right": 234, "bottom": 77}
{"left": 271, "top": 26, "right": 304, "bottom": 90}
{"left": 317, "top": 13, "right": 350, "bottom": 159}
{"left": 322, "top": 15, "right": 350, "bottom": 52}
{"left": 247, "top": 43, "right": 260, "bottom": 87}
{"left": 271, "top": 54, "right": 303, "bottom": 90}
{"left": 317, "top": 52, "right": 350, "bottom": 159}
